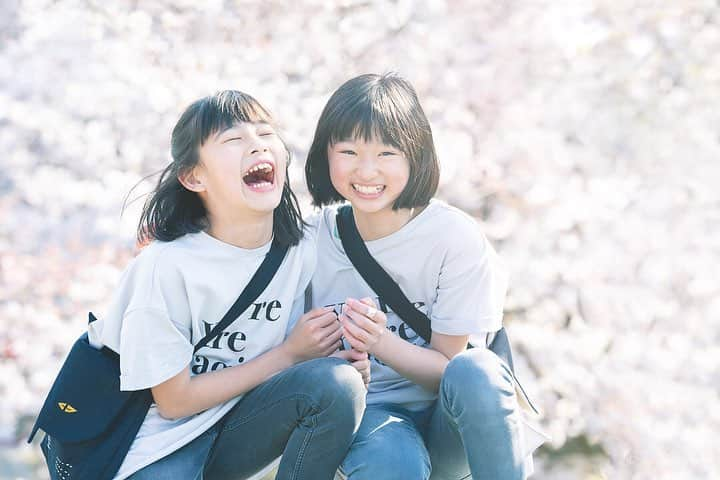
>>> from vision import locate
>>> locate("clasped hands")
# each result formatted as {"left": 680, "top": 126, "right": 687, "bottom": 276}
{"left": 284, "top": 297, "right": 388, "bottom": 387}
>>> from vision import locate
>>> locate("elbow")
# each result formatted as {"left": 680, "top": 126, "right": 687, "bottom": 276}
{"left": 153, "top": 394, "right": 191, "bottom": 420}
{"left": 155, "top": 401, "right": 185, "bottom": 420}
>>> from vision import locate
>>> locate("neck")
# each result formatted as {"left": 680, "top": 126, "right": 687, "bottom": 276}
{"left": 206, "top": 210, "right": 274, "bottom": 249}
{"left": 352, "top": 206, "right": 416, "bottom": 241}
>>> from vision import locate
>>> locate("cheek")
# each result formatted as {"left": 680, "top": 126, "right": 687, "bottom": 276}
{"left": 328, "top": 156, "right": 349, "bottom": 190}
{"left": 394, "top": 160, "right": 411, "bottom": 191}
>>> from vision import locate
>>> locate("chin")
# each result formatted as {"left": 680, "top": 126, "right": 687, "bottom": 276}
{"left": 347, "top": 196, "right": 396, "bottom": 214}
{"left": 251, "top": 194, "right": 284, "bottom": 213}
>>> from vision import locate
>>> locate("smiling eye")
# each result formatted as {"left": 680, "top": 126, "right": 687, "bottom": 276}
{"left": 379, "top": 151, "right": 398, "bottom": 156}
{"left": 259, "top": 131, "right": 275, "bottom": 137}
{"left": 340, "top": 150, "right": 357, "bottom": 155}
{"left": 226, "top": 137, "right": 243, "bottom": 142}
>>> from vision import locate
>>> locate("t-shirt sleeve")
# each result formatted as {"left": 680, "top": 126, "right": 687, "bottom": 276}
{"left": 430, "top": 222, "right": 508, "bottom": 336}
{"left": 115, "top": 248, "right": 194, "bottom": 391}
{"left": 119, "top": 307, "right": 193, "bottom": 391}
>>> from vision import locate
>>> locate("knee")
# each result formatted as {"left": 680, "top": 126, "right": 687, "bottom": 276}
{"left": 300, "top": 357, "right": 366, "bottom": 420}
{"left": 345, "top": 445, "right": 430, "bottom": 480}
{"left": 346, "top": 458, "right": 430, "bottom": 480}
{"left": 441, "top": 348, "right": 515, "bottom": 416}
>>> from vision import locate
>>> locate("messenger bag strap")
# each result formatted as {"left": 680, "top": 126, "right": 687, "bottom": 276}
{"left": 335, "top": 205, "right": 432, "bottom": 343}
{"left": 335, "top": 205, "right": 539, "bottom": 414}
{"left": 192, "top": 237, "right": 288, "bottom": 353}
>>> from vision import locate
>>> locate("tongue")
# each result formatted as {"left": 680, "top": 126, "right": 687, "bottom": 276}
{"left": 244, "top": 171, "right": 271, "bottom": 185}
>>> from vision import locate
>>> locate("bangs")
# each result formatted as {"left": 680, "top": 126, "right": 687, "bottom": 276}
{"left": 197, "top": 90, "right": 275, "bottom": 145}
{"left": 327, "top": 97, "right": 407, "bottom": 151}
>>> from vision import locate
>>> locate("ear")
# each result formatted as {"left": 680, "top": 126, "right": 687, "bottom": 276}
{"left": 178, "top": 166, "right": 206, "bottom": 193}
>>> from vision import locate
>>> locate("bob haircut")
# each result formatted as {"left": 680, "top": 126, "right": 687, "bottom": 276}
{"left": 305, "top": 73, "right": 440, "bottom": 209}
{"left": 137, "top": 90, "right": 305, "bottom": 247}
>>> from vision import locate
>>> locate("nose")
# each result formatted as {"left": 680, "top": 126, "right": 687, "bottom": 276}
{"left": 250, "top": 145, "right": 268, "bottom": 155}
{"left": 355, "top": 154, "right": 379, "bottom": 180}
{"left": 249, "top": 135, "right": 269, "bottom": 155}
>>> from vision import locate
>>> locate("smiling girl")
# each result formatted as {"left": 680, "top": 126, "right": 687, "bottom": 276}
{"left": 305, "top": 74, "right": 528, "bottom": 479}
{"left": 89, "top": 91, "right": 365, "bottom": 480}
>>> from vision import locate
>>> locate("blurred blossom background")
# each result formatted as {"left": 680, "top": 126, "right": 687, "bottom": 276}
{"left": 1, "top": 0, "right": 718, "bottom": 479}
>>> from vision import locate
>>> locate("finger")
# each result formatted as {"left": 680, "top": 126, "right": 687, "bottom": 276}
{"left": 322, "top": 340, "right": 343, "bottom": 357}
{"left": 308, "top": 310, "right": 340, "bottom": 328}
{"left": 320, "top": 325, "right": 344, "bottom": 347}
{"left": 341, "top": 325, "right": 367, "bottom": 352}
{"left": 345, "top": 300, "right": 385, "bottom": 327}
{"left": 346, "top": 298, "right": 376, "bottom": 316}
{"left": 332, "top": 350, "right": 353, "bottom": 361}
{"left": 351, "top": 359, "right": 370, "bottom": 371}
{"left": 299, "top": 306, "right": 336, "bottom": 326}
{"left": 341, "top": 316, "right": 371, "bottom": 345}
{"left": 317, "top": 319, "right": 342, "bottom": 338}
{"left": 347, "top": 297, "right": 379, "bottom": 317}
{"left": 357, "top": 297, "right": 378, "bottom": 308}
{"left": 304, "top": 306, "right": 337, "bottom": 319}
{"left": 349, "top": 349, "right": 368, "bottom": 361}
{"left": 343, "top": 308, "right": 383, "bottom": 337}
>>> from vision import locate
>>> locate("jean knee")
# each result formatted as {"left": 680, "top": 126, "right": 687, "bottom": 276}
{"left": 301, "top": 357, "right": 366, "bottom": 421}
{"left": 441, "top": 348, "right": 515, "bottom": 416}
{"left": 344, "top": 442, "right": 430, "bottom": 480}
{"left": 346, "top": 456, "right": 430, "bottom": 480}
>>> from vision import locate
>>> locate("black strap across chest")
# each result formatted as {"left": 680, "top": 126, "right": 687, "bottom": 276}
{"left": 192, "top": 237, "right": 288, "bottom": 352}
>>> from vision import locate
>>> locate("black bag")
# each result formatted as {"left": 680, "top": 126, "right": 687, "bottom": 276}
{"left": 28, "top": 238, "right": 288, "bottom": 480}
{"left": 335, "top": 205, "right": 538, "bottom": 414}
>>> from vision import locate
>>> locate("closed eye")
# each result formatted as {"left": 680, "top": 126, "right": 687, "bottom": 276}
{"left": 259, "top": 131, "right": 275, "bottom": 137}
{"left": 225, "top": 137, "right": 243, "bottom": 142}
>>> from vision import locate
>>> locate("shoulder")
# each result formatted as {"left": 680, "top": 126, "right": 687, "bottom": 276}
{"left": 421, "top": 200, "right": 492, "bottom": 255}
{"left": 126, "top": 240, "right": 176, "bottom": 276}
{"left": 121, "top": 235, "right": 200, "bottom": 289}
{"left": 303, "top": 204, "right": 345, "bottom": 240}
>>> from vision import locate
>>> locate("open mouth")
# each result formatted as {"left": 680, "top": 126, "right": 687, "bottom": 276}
{"left": 243, "top": 162, "right": 275, "bottom": 190}
{"left": 352, "top": 184, "right": 385, "bottom": 195}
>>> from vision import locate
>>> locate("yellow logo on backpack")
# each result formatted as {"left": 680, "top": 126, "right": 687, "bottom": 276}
{"left": 57, "top": 402, "right": 77, "bottom": 413}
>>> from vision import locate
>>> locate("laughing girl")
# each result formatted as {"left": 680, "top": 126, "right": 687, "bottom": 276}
{"left": 89, "top": 91, "right": 365, "bottom": 480}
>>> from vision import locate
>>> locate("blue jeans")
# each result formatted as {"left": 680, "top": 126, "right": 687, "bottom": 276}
{"left": 128, "top": 357, "right": 366, "bottom": 480}
{"left": 341, "top": 348, "right": 525, "bottom": 480}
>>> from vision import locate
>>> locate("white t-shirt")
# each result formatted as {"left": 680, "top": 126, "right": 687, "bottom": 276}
{"left": 310, "top": 200, "right": 508, "bottom": 411}
{"left": 88, "top": 230, "right": 315, "bottom": 479}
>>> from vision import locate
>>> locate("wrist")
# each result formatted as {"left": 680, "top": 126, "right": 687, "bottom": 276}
{"left": 368, "top": 330, "right": 392, "bottom": 358}
{"left": 276, "top": 342, "right": 300, "bottom": 366}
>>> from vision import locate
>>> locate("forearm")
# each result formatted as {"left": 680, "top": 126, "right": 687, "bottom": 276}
{"left": 154, "top": 343, "right": 296, "bottom": 419}
{"left": 370, "top": 334, "right": 449, "bottom": 393}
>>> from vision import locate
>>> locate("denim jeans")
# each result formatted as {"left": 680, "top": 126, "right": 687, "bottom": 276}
{"left": 128, "top": 357, "right": 366, "bottom": 480}
{"left": 340, "top": 348, "right": 526, "bottom": 480}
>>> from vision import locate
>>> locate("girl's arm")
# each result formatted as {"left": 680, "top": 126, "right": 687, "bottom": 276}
{"left": 152, "top": 307, "right": 341, "bottom": 420}
{"left": 370, "top": 331, "right": 468, "bottom": 393}
{"left": 341, "top": 298, "right": 468, "bottom": 392}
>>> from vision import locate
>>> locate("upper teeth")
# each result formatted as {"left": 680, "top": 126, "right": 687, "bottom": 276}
{"left": 353, "top": 184, "right": 383, "bottom": 194}
{"left": 246, "top": 162, "right": 273, "bottom": 175}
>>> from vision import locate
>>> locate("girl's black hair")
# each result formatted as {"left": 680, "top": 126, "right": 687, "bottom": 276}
{"left": 305, "top": 73, "right": 440, "bottom": 209}
{"left": 136, "top": 90, "right": 305, "bottom": 246}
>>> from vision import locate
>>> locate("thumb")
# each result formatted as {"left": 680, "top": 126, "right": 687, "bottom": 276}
{"left": 359, "top": 297, "right": 377, "bottom": 308}
{"left": 349, "top": 349, "right": 368, "bottom": 361}
{"left": 332, "top": 350, "right": 354, "bottom": 361}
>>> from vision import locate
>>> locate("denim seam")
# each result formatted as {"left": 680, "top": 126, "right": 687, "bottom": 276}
{"left": 221, "top": 393, "right": 320, "bottom": 432}
{"left": 439, "top": 378, "right": 461, "bottom": 429}
{"left": 290, "top": 413, "right": 317, "bottom": 479}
